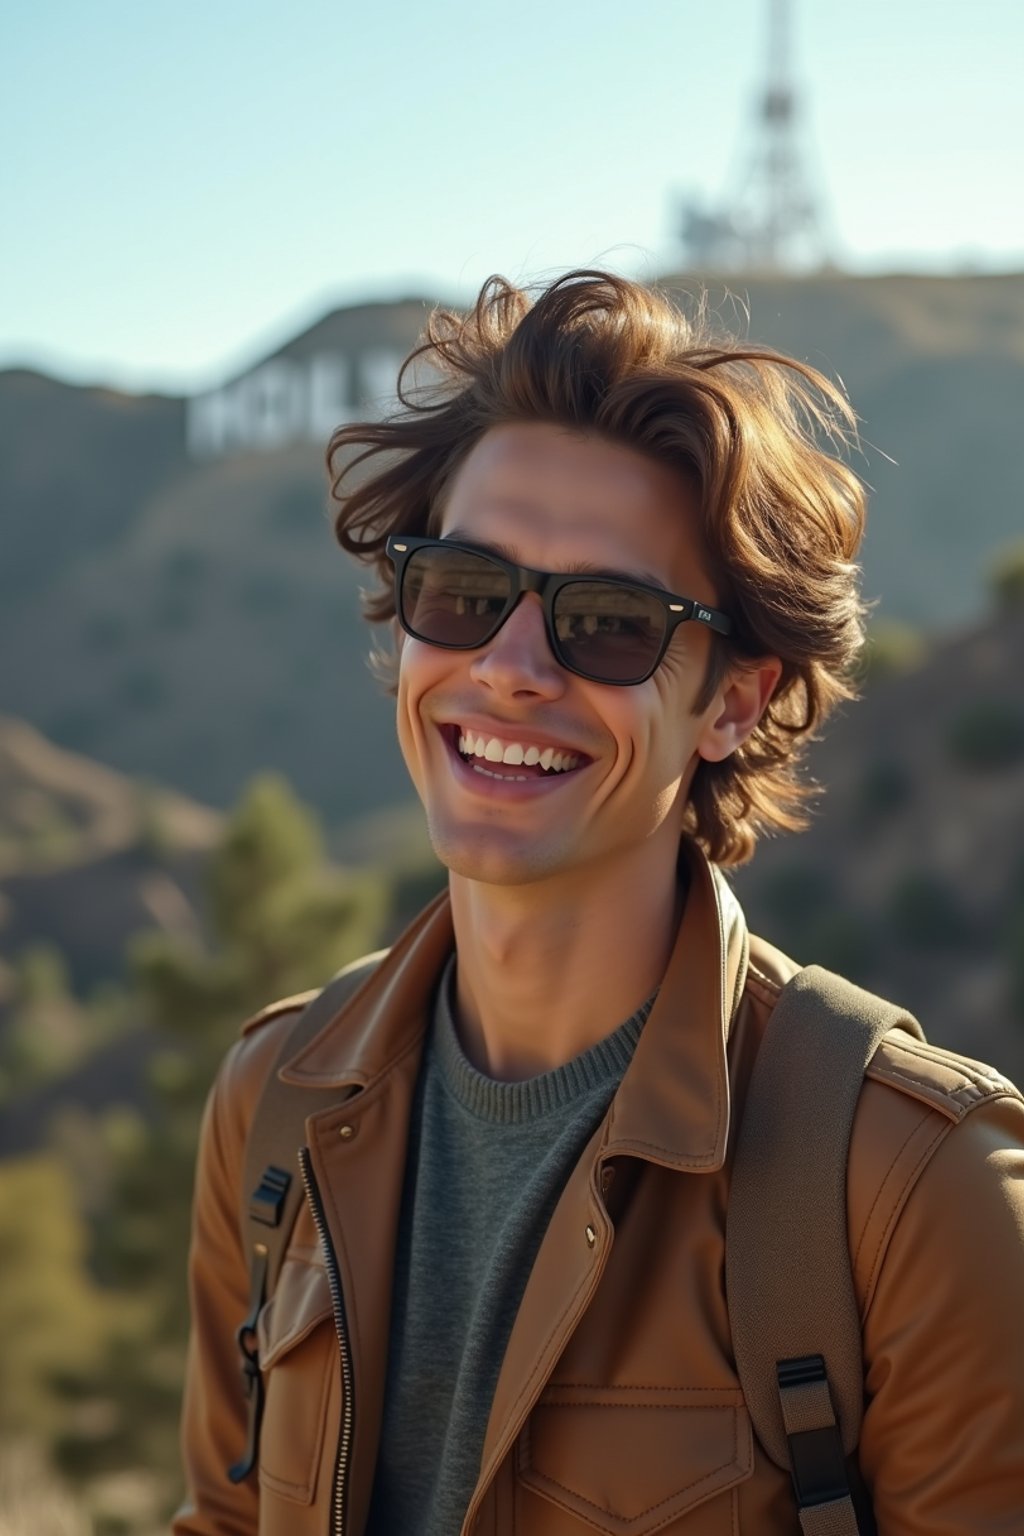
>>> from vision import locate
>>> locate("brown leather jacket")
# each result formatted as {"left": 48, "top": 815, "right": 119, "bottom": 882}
{"left": 174, "top": 846, "right": 1024, "bottom": 1534}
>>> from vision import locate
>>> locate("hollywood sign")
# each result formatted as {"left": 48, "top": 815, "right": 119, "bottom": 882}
{"left": 185, "top": 349, "right": 406, "bottom": 458}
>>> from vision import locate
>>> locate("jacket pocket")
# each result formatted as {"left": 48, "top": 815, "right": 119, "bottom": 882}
{"left": 256, "top": 1253, "right": 336, "bottom": 1505}
{"left": 516, "top": 1386, "right": 752, "bottom": 1535}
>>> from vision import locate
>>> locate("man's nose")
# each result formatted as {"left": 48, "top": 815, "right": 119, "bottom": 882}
{"left": 468, "top": 593, "right": 566, "bottom": 699}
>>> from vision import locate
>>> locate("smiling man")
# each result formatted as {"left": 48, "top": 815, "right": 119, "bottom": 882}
{"left": 175, "top": 272, "right": 1024, "bottom": 1536}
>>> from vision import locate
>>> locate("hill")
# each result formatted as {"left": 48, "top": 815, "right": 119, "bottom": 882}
{"left": 1, "top": 273, "right": 1022, "bottom": 828}
{"left": 733, "top": 601, "right": 1024, "bottom": 1084}
{"left": 0, "top": 717, "right": 221, "bottom": 1001}
{"left": 659, "top": 271, "right": 1024, "bottom": 626}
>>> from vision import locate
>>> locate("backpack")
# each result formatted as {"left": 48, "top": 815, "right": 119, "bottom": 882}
{"left": 227, "top": 953, "right": 924, "bottom": 1536}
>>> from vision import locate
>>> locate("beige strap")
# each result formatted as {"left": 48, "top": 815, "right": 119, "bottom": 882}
{"left": 798, "top": 1495, "right": 864, "bottom": 1536}
{"left": 727, "top": 964, "right": 922, "bottom": 1465}
{"left": 779, "top": 1375, "right": 838, "bottom": 1438}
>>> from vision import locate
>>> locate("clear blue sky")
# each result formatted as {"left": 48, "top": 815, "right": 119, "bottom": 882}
{"left": 3, "top": 0, "right": 1022, "bottom": 392}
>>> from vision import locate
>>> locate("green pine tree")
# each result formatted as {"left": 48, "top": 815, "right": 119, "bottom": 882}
{"left": 58, "top": 773, "right": 389, "bottom": 1525}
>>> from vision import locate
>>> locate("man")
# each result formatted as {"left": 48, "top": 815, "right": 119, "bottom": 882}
{"left": 175, "top": 271, "right": 1024, "bottom": 1535}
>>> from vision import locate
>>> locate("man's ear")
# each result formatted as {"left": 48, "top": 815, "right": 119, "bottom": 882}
{"left": 696, "top": 657, "right": 783, "bottom": 763}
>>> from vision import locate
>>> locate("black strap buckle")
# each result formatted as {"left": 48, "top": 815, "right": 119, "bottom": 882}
{"left": 249, "top": 1164, "right": 292, "bottom": 1227}
{"left": 778, "top": 1355, "right": 854, "bottom": 1510}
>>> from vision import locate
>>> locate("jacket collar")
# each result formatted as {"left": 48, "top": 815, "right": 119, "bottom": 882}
{"left": 279, "top": 888, "right": 455, "bottom": 1089}
{"left": 280, "top": 840, "right": 747, "bottom": 1172}
{"left": 602, "top": 840, "right": 748, "bottom": 1171}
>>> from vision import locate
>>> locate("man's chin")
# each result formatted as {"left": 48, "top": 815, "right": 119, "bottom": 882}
{"left": 425, "top": 817, "right": 573, "bottom": 889}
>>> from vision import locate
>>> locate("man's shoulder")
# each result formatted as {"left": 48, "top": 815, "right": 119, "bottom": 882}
{"left": 213, "top": 949, "right": 391, "bottom": 1117}
{"left": 744, "top": 931, "right": 801, "bottom": 1002}
{"left": 742, "top": 929, "right": 1024, "bottom": 1311}
{"left": 744, "top": 928, "right": 1022, "bottom": 1121}
{"left": 865, "top": 1030, "right": 1022, "bottom": 1123}
{"left": 238, "top": 949, "right": 391, "bottom": 1040}
{"left": 239, "top": 990, "right": 320, "bottom": 1039}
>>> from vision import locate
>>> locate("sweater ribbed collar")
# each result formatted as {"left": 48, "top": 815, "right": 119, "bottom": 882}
{"left": 431, "top": 953, "right": 655, "bottom": 1125}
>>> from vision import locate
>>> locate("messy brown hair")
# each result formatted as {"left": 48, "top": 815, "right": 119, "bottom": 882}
{"left": 327, "top": 269, "right": 867, "bottom": 866}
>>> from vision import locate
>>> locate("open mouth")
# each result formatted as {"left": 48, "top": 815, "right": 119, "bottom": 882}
{"left": 441, "top": 725, "right": 590, "bottom": 782}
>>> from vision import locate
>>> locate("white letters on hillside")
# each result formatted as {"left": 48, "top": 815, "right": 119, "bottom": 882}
{"left": 185, "top": 349, "right": 405, "bottom": 458}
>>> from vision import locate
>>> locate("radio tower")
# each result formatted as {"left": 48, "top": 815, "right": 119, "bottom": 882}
{"left": 679, "top": 0, "right": 831, "bottom": 272}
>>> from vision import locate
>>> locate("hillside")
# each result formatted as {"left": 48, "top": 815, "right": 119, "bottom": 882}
{"left": 0, "top": 718, "right": 221, "bottom": 999}
{"left": 659, "top": 271, "right": 1024, "bottom": 627}
{"left": 1, "top": 273, "right": 1022, "bottom": 828}
{"left": 0, "top": 370, "right": 185, "bottom": 602}
{"left": 733, "top": 602, "right": 1024, "bottom": 1083}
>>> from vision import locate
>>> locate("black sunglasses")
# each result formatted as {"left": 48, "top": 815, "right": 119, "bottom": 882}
{"left": 385, "top": 535, "right": 732, "bottom": 686}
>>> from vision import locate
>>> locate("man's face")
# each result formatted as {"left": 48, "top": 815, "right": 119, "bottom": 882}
{"left": 396, "top": 421, "right": 741, "bottom": 890}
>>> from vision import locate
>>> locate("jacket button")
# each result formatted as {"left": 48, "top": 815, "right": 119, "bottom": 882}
{"left": 585, "top": 1224, "right": 597, "bottom": 1248}
{"left": 338, "top": 1124, "right": 356, "bottom": 1140}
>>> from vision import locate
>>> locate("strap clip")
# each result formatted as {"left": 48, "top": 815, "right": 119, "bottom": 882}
{"left": 227, "top": 1245, "right": 270, "bottom": 1483}
{"left": 249, "top": 1164, "right": 292, "bottom": 1227}
{"left": 778, "top": 1355, "right": 854, "bottom": 1510}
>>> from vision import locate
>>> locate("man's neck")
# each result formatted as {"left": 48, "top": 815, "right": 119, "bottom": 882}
{"left": 447, "top": 843, "right": 684, "bottom": 1081}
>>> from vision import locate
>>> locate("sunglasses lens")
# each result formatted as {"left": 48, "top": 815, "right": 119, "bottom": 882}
{"left": 397, "top": 545, "right": 669, "bottom": 683}
{"left": 401, "top": 546, "right": 511, "bottom": 647}
{"left": 553, "top": 581, "right": 665, "bottom": 683}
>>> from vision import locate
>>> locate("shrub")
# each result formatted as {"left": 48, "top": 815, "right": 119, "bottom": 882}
{"left": 162, "top": 548, "right": 206, "bottom": 592}
{"left": 988, "top": 539, "right": 1024, "bottom": 612}
{"left": 802, "top": 912, "right": 877, "bottom": 979}
{"left": 0, "top": 1157, "right": 113, "bottom": 1438}
{"left": 133, "top": 783, "right": 178, "bottom": 864}
{"left": 83, "top": 612, "right": 129, "bottom": 655}
{"left": 152, "top": 588, "right": 197, "bottom": 633}
{"left": 888, "top": 872, "right": 969, "bottom": 949}
{"left": 758, "top": 863, "right": 834, "bottom": 927}
{"left": 117, "top": 666, "right": 168, "bottom": 714}
{"left": 49, "top": 705, "right": 105, "bottom": 756}
{"left": 857, "top": 759, "right": 913, "bottom": 823}
{"left": 858, "top": 621, "right": 927, "bottom": 685}
{"left": 947, "top": 701, "right": 1024, "bottom": 770}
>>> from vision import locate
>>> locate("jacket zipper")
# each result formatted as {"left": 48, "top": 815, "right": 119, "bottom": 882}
{"left": 298, "top": 1145, "right": 355, "bottom": 1536}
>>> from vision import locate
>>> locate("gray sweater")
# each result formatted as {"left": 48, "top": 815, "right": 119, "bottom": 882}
{"left": 365, "top": 955, "right": 653, "bottom": 1536}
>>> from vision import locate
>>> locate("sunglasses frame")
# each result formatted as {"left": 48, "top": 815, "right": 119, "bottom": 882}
{"left": 385, "top": 535, "right": 733, "bottom": 687}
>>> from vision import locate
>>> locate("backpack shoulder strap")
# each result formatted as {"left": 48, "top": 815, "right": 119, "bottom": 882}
{"left": 228, "top": 949, "right": 386, "bottom": 1483}
{"left": 726, "top": 964, "right": 924, "bottom": 1534}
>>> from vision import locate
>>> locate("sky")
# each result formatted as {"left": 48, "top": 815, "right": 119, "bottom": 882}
{"left": 3, "top": 0, "right": 1023, "bottom": 394}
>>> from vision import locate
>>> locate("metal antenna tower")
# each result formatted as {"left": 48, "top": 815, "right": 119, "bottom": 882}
{"left": 679, "top": 0, "right": 831, "bottom": 272}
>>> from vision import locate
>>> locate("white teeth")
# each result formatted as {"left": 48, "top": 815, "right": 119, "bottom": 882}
{"left": 455, "top": 728, "right": 583, "bottom": 774}
{"left": 473, "top": 764, "right": 528, "bottom": 781}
